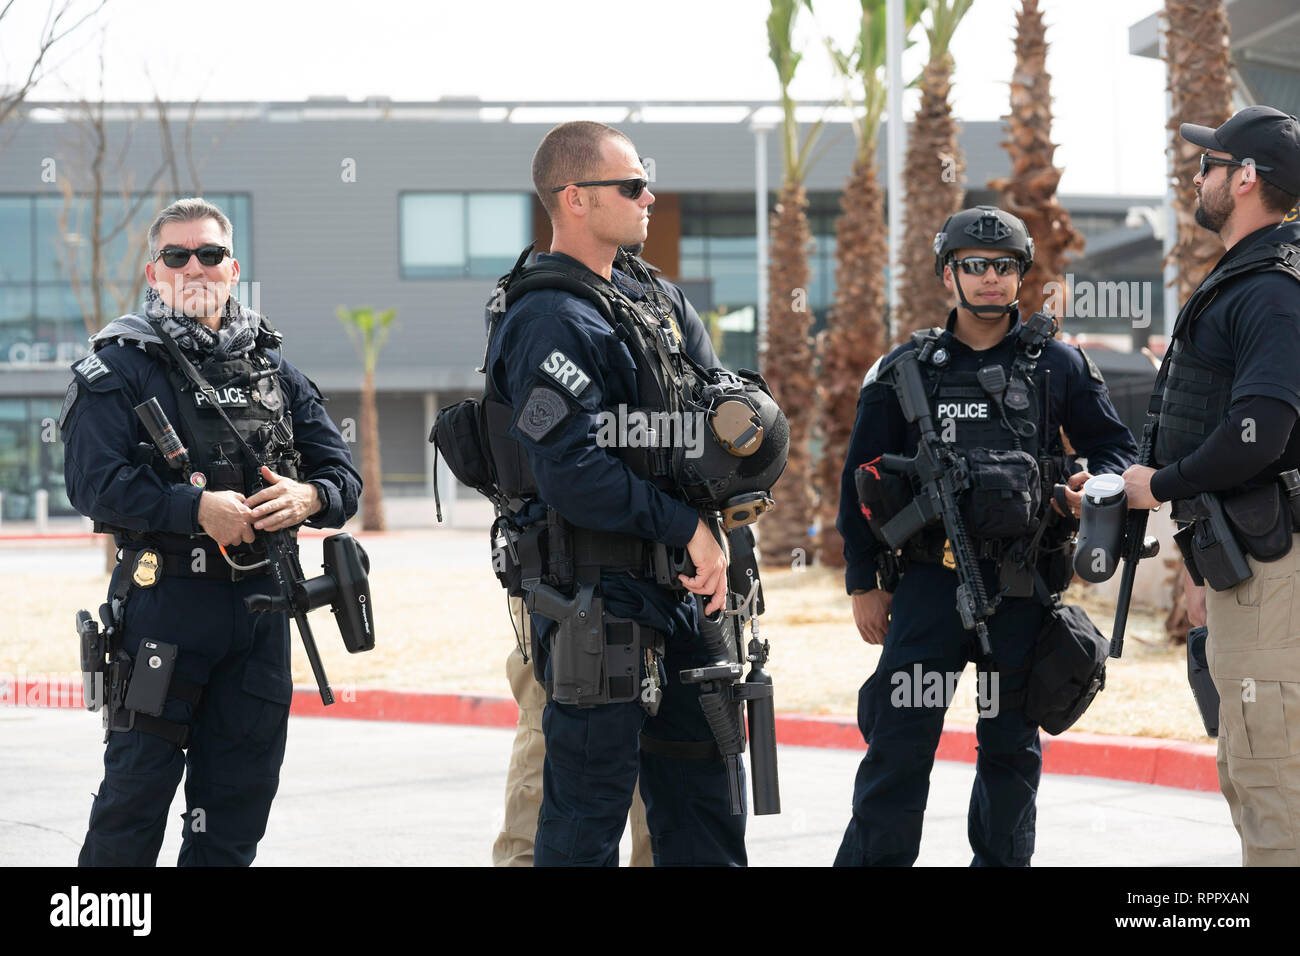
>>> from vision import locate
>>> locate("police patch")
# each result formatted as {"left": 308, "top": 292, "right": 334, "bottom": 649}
{"left": 58, "top": 381, "right": 79, "bottom": 430}
{"left": 1079, "top": 347, "right": 1105, "bottom": 384}
{"left": 539, "top": 349, "right": 592, "bottom": 397}
{"left": 74, "top": 354, "right": 111, "bottom": 383}
{"left": 515, "top": 386, "right": 571, "bottom": 442}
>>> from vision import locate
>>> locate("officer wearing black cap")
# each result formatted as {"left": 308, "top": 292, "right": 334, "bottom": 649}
{"left": 833, "top": 205, "right": 1137, "bottom": 867}
{"left": 62, "top": 197, "right": 360, "bottom": 866}
{"left": 1123, "top": 106, "right": 1300, "bottom": 867}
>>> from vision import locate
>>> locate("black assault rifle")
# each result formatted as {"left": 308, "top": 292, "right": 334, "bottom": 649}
{"left": 874, "top": 349, "right": 996, "bottom": 658}
{"left": 670, "top": 516, "right": 779, "bottom": 816}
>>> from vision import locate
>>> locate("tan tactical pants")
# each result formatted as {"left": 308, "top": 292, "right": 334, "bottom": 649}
{"left": 491, "top": 600, "right": 653, "bottom": 866}
{"left": 1205, "top": 537, "right": 1300, "bottom": 867}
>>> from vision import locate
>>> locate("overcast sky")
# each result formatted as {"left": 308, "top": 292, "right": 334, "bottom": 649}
{"left": 3, "top": 0, "right": 1171, "bottom": 196}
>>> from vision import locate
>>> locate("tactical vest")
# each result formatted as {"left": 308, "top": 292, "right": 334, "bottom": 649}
{"left": 92, "top": 326, "right": 298, "bottom": 548}
{"left": 164, "top": 350, "right": 300, "bottom": 496}
{"left": 907, "top": 324, "right": 1072, "bottom": 595}
{"left": 1155, "top": 238, "right": 1300, "bottom": 472}
{"left": 482, "top": 249, "right": 701, "bottom": 505}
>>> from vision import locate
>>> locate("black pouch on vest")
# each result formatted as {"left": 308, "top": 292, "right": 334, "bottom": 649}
{"left": 1189, "top": 493, "right": 1253, "bottom": 591}
{"left": 1023, "top": 605, "right": 1107, "bottom": 736}
{"left": 1223, "top": 483, "right": 1292, "bottom": 563}
{"left": 962, "top": 449, "right": 1041, "bottom": 539}
{"left": 854, "top": 456, "right": 912, "bottom": 544}
{"left": 430, "top": 399, "right": 496, "bottom": 495}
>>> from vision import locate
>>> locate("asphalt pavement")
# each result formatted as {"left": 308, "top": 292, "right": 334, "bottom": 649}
{"left": 1, "top": 706, "right": 1241, "bottom": 867}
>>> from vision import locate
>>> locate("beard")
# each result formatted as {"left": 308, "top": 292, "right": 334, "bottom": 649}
{"left": 1194, "top": 179, "right": 1233, "bottom": 233}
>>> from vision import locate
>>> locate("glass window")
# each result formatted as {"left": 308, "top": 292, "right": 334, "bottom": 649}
{"left": 402, "top": 194, "right": 465, "bottom": 276}
{"left": 0, "top": 197, "right": 32, "bottom": 282}
{"left": 468, "top": 194, "right": 530, "bottom": 276}
{"left": 401, "top": 193, "right": 531, "bottom": 278}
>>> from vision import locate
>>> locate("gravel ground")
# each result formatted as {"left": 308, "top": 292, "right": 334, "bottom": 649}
{"left": 1, "top": 529, "right": 1208, "bottom": 743}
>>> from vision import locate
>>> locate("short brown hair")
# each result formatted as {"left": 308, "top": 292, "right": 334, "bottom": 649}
{"left": 532, "top": 121, "right": 634, "bottom": 218}
{"left": 1257, "top": 176, "right": 1300, "bottom": 216}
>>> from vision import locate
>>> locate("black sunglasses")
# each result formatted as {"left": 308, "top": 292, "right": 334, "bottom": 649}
{"left": 952, "top": 256, "right": 1021, "bottom": 277}
{"left": 154, "top": 244, "right": 231, "bottom": 268}
{"left": 1199, "top": 153, "right": 1274, "bottom": 179}
{"left": 549, "top": 177, "right": 649, "bottom": 200}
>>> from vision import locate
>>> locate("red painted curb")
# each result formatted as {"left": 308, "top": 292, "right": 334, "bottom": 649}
{"left": 2, "top": 678, "right": 1219, "bottom": 793}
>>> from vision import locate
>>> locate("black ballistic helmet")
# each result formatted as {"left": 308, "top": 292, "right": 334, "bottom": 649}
{"left": 677, "top": 368, "right": 789, "bottom": 529}
{"left": 933, "top": 205, "right": 1035, "bottom": 319}
{"left": 933, "top": 205, "right": 1035, "bottom": 276}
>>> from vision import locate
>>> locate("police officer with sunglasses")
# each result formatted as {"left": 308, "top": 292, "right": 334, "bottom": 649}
{"left": 833, "top": 205, "right": 1137, "bottom": 866}
{"left": 62, "top": 197, "right": 360, "bottom": 866}
{"left": 1123, "top": 106, "right": 1300, "bottom": 867}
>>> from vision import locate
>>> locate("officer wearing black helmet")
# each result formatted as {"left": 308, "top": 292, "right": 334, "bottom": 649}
{"left": 833, "top": 205, "right": 1137, "bottom": 867}
{"left": 1122, "top": 106, "right": 1300, "bottom": 867}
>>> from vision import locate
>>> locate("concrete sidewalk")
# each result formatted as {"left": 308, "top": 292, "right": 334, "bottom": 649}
{"left": 1, "top": 707, "right": 1240, "bottom": 867}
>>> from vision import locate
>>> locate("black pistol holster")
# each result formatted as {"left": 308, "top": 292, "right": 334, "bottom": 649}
{"left": 77, "top": 568, "right": 203, "bottom": 748}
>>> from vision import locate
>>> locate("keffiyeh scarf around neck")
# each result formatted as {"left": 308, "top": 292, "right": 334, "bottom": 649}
{"left": 91, "top": 287, "right": 263, "bottom": 359}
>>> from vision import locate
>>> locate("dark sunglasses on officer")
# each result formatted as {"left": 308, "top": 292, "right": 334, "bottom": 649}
{"left": 153, "top": 244, "right": 232, "bottom": 268}
{"left": 952, "top": 256, "right": 1021, "bottom": 277}
{"left": 1199, "top": 152, "right": 1274, "bottom": 179}
{"left": 549, "top": 177, "right": 649, "bottom": 201}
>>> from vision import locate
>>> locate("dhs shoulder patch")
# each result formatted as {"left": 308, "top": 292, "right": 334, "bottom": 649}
{"left": 73, "top": 353, "right": 112, "bottom": 383}
{"left": 539, "top": 349, "right": 592, "bottom": 397}
{"left": 514, "top": 386, "right": 573, "bottom": 442}
{"left": 58, "top": 381, "right": 79, "bottom": 430}
{"left": 1078, "top": 347, "right": 1106, "bottom": 384}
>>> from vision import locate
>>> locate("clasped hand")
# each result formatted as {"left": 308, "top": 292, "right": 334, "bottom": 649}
{"left": 197, "top": 465, "right": 321, "bottom": 547}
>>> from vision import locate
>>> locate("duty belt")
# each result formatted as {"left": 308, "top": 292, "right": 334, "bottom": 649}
{"left": 119, "top": 547, "right": 271, "bottom": 583}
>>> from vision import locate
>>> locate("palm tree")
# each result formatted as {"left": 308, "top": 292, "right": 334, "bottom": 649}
{"left": 892, "top": 0, "right": 973, "bottom": 342}
{"left": 337, "top": 305, "right": 397, "bottom": 532}
{"left": 762, "top": 0, "right": 823, "bottom": 567}
{"left": 988, "top": 0, "right": 1084, "bottom": 321}
{"left": 1165, "top": 0, "right": 1234, "bottom": 303}
{"left": 815, "top": 0, "right": 921, "bottom": 569}
{"left": 1163, "top": 0, "right": 1234, "bottom": 641}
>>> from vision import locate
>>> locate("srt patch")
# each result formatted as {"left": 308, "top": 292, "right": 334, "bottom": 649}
{"left": 74, "top": 354, "right": 111, "bottom": 383}
{"left": 1079, "top": 347, "right": 1105, "bottom": 384}
{"left": 58, "top": 381, "right": 79, "bottom": 429}
{"left": 539, "top": 349, "right": 592, "bottom": 397}
{"left": 515, "top": 386, "right": 572, "bottom": 442}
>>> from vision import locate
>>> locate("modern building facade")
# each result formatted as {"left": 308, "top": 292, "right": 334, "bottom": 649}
{"left": 0, "top": 99, "right": 1164, "bottom": 520}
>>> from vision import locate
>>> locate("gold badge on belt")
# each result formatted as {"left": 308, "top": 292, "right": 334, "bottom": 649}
{"left": 132, "top": 549, "right": 162, "bottom": 588}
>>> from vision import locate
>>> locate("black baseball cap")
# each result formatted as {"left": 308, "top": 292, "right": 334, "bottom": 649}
{"left": 1180, "top": 105, "right": 1300, "bottom": 196}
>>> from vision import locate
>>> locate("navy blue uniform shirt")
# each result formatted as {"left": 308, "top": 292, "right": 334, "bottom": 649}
{"left": 837, "top": 310, "right": 1139, "bottom": 594}
{"left": 487, "top": 252, "right": 699, "bottom": 548}
{"left": 62, "top": 337, "right": 360, "bottom": 536}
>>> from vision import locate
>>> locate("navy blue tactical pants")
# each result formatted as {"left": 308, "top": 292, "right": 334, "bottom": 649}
{"left": 834, "top": 561, "right": 1045, "bottom": 867}
{"left": 533, "top": 575, "right": 747, "bottom": 866}
{"left": 78, "top": 565, "right": 292, "bottom": 867}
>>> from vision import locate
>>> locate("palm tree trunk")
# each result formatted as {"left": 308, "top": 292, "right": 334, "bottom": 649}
{"left": 1165, "top": 0, "right": 1235, "bottom": 301}
{"left": 360, "top": 367, "right": 385, "bottom": 531}
{"left": 1163, "top": 0, "right": 1233, "bottom": 642}
{"left": 817, "top": 156, "right": 888, "bottom": 568}
{"left": 989, "top": 0, "right": 1084, "bottom": 322}
{"left": 761, "top": 182, "right": 817, "bottom": 566}
{"left": 894, "top": 53, "right": 967, "bottom": 341}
